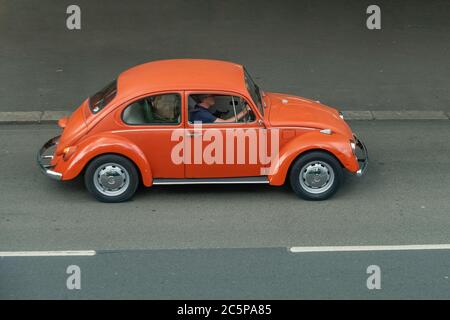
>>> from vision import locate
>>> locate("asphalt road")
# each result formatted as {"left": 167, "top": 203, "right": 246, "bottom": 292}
{"left": 1, "top": 0, "right": 449, "bottom": 112}
{"left": 1, "top": 120, "right": 450, "bottom": 298}
{"left": 1, "top": 121, "right": 450, "bottom": 251}
{"left": 2, "top": 248, "right": 450, "bottom": 299}
{"left": 2, "top": 0, "right": 450, "bottom": 300}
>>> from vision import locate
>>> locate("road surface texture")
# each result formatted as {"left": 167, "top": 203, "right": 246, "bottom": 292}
{"left": 2, "top": 249, "right": 450, "bottom": 299}
{"left": 1, "top": 121, "right": 450, "bottom": 251}
{"left": 0, "top": 0, "right": 449, "bottom": 112}
{"left": 0, "top": 120, "right": 449, "bottom": 298}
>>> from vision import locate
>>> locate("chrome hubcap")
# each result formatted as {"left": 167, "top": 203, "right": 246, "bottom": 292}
{"left": 299, "top": 161, "right": 335, "bottom": 194}
{"left": 93, "top": 163, "right": 130, "bottom": 196}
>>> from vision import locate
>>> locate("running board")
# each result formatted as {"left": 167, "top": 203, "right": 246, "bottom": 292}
{"left": 152, "top": 177, "right": 269, "bottom": 185}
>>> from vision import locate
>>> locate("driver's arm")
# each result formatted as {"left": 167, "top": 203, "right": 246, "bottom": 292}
{"left": 214, "top": 107, "right": 249, "bottom": 123}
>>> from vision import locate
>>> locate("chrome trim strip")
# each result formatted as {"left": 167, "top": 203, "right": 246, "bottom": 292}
{"left": 153, "top": 177, "right": 270, "bottom": 185}
{"left": 319, "top": 128, "right": 332, "bottom": 135}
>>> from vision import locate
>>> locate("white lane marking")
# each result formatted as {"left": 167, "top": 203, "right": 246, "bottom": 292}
{"left": 289, "top": 244, "right": 450, "bottom": 253}
{"left": 0, "top": 250, "right": 96, "bottom": 257}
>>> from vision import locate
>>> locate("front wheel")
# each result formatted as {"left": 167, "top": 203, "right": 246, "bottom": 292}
{"left": 84, "top": 154, "right": 139, "bottom": 203}
{"left": 289, "top": 151, "right": 343, "bottom": 201}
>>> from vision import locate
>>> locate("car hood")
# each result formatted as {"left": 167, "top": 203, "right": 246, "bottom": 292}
{"left": 266, "top": 92, "right": 353, "bottom": 138}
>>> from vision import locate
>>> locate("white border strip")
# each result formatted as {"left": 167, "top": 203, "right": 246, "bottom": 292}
{"left": 289, "top": 244, "right": 450, "bottom": 253}
{"left": 0, "top": 250, "right": 96, "bottom": 257}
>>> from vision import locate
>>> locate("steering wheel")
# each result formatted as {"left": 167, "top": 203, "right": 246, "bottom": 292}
{"left": 242, "top": 101, "right": 253, "bottom": 123}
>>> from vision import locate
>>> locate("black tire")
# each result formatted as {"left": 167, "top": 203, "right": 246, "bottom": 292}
{"left": 289, "top": 151, "right": 343, "bottom": 201}
{"left": 84, "top": 154, "right": 139, "bottom": 203}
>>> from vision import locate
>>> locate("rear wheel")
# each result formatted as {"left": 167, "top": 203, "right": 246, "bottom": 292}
{"left": 289, "top": 151, "right": 343, "bottom": 200}
{"left": 84, "top": 154, "right": 139, "bottom": 203}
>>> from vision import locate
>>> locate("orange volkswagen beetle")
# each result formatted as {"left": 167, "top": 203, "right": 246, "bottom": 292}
{"left": 38, "top": 59, "right": 368, "bottom": 202}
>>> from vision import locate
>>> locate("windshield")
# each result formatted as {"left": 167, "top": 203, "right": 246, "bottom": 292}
{"left": 89, "top": 80, "right": 117, "bottom": 114}
{"left": 244, "top": 68, "right": 264, "bottom": 116}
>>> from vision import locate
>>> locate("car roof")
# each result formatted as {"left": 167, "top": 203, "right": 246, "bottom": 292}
{"left": 117, "top": 59, "right": 247, "bottom": 98}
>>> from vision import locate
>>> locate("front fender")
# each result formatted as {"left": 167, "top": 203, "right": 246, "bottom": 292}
{"left": 55, "top": 133, "right": 153, "bottom": 186}
{"left": 268, "top": 130, "right": 358, "bottom": 186}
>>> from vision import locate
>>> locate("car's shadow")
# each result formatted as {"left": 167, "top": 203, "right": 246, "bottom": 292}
{"left": 38, "top": 165, "right": 375, "bottom": 204}
{"left": 133, "top": 171, "right": 365, "bottom": 202}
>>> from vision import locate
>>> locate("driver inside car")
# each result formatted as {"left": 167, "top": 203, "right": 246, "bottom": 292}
{"left": 189, "top": 94, "right": 249, "bottom": 123}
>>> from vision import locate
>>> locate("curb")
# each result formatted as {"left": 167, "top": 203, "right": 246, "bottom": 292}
{"left": 0, "top": 111, "right": 43, "bottom": 124}
{"left": 0, "top": 111, "right": 72, "bottom": 124}
{"left": 372, "top": 110, "right": 448, "bottom": 120}
{"left": 341, "top": 111, "right": 374, "bottom": 120}
{"left": 40, "top": 111, "right": 72, "bottom": 124}
{"left": 0, "top": 110, "right": 449, "bottom": 124}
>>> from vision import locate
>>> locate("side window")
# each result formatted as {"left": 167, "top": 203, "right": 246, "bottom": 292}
{"left": 188, "top": 94, "right": 255, "bottom": 124}
{"left": 122, "top": 93, "right": 181, "bottom": 125}
{"left": 89, "top": 80, "right": 117, "bottom": 114}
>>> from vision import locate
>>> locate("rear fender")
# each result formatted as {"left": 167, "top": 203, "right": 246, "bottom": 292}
{"left": 55, "top": 133, "right": 153, "bottom": 186}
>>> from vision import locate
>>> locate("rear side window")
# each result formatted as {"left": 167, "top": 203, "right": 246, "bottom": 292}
{"left": 122, "top": 93, "right": 181, "bottom": 125}
{"left": 89, "top": 80, "right": 117, "bottom": 114}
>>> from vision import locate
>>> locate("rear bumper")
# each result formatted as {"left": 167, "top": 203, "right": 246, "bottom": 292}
{"left": 37, "top": 136, "right": 62, "bottom": 181}
{"left": 355, "top": 137, "right": 368, "bottom": 176}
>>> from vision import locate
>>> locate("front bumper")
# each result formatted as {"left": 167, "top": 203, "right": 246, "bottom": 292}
{"left": 354, "top": 136, "right": 368, "bottom": 176}
{"left": 37, "top": 136, "right": 62, "bottom": 180}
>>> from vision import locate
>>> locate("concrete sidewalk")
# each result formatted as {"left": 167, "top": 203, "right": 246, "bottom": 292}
{"left": 0, "top": 110, "right": 449, "bottom": 124}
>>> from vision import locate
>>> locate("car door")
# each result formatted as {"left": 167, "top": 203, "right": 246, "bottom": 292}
{"left": 184, "top": 91, "right": 267, "bottom": 178}
{"left": 113, "top": 91, "right": 185, "bottom": 179}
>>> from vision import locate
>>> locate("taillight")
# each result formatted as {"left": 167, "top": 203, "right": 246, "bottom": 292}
{"left": 63, "top": 146, "right": 77, "bottom": 160}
